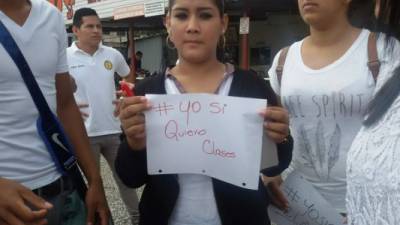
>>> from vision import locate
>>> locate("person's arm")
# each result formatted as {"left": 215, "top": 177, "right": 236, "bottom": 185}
{"left": 123, "top": 71, "right": 135, "bottom": 83}
{"left": 261, "top": 106, "right": 290, "bottom": 143}
{"left": 255, "top": 75, "right": 291, "bottom": 211}
{"left": 259, "top": 105, "right": 291, "bottom": 210}
{"left": 0, "top": 177, "right": 52, "bottom": 225}
{"left": 115, "top": 94, "right": 151, "bottom": 187}
{"left": 115, "top": 140, "right": 149, "bottom": 188}
{"left": 259, "top": 109, "right": 291, "bottom": 211}
{"left": 260, "top": 135, "right": 292, "bottom": 211}
{"left": 55, "top": 73, "right": 110, "bottom": 225}
{"left": 261, "top": 135, "right": 293, "bottom": 177}
{"left": 116, "top": 51, "right": 135, "bottom": 83}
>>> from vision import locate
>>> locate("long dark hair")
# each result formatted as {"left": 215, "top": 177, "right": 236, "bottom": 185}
{"left": 364, "top": 0, "right": 400, "bottom": 126}
{"left": 349, "top": 0, "right": 375, "bottom": 27}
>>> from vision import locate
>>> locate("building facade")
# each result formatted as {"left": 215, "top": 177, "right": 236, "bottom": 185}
{"left": 51, "top": 0, "right": 309, "bottom": 78}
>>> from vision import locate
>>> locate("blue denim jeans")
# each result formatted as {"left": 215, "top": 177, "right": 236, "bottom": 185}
{"left": 49, "top": 190, "right": 86, "bottom": 225}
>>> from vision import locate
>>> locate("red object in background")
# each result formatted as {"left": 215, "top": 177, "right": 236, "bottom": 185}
{"left": 48, "top": 0, "right": 62, "bottom": 10}
{"left": 47, "top": 0, "right": 75, "bottom": 19}
{"left": 121, "top": 83, "right": 134, "bottom": 97}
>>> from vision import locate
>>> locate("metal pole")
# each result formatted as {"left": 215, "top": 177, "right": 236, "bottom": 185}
{"left": 129, "top": 26, "right": 136, "bottom": 82}
{"left": 240, "top": 11, "right": 250, "bottom": 70}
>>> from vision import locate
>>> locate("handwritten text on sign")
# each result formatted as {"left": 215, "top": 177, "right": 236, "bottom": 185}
{"left": 268, "top": 172, "right": 343, "bottom": 225}
{"left": 144, "top": 94, "right": 267, "bottom": 190}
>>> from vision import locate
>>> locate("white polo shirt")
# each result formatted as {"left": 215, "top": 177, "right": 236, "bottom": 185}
{"left": 0, "top": 0, "right": 67, "bottom": 189}
{"left": 67, "top": 43, "right": 130, "bottom": 137}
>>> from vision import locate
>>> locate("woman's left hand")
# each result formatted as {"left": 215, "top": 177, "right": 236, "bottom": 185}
{"left": 260, "top": 106, "right": 289, "bottom": 143}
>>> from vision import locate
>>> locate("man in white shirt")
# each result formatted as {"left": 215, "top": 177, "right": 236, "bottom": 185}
{"left": 68, "top": 7, "right": 139, "bottom": 225}
{"left": 0, "top": 0, "right": 110, "bottom": 224}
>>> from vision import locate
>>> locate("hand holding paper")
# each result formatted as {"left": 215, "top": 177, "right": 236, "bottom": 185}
{"left": 144, "top": 94, "right": 267, "bottom": 189}
{"left": 260, "top": 106, "right": 289, "bottom": 143}
{"left": 263, "top": 175, "right": 289, "bottom": 211}
{"left": 119, "top": 96, "right": 151, "bottom": 150}
{"left": 268, "top": 172, "right": 343, "bottom": 225}
{"left": 114, "top": 81, "right": 135, "bottom": 117}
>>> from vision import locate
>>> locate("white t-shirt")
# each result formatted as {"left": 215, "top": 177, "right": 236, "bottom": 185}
{"left": 346, "top": 37, "right": 400, "bottom": 225}
{"left": 67, "top": 43, "right": 130, "bottom": 137}
{"left": 167, "top": 64, "right": 234, "bottom": 225}
{"left": 268, "top": 29, "right": 378, "bottom": 212}
{"left": 0, "top": 0, "right": 67, "bottom": 189}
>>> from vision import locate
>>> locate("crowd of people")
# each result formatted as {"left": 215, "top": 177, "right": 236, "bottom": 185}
{"left": 0, "top": 0, "right": 399, "bottom": 225}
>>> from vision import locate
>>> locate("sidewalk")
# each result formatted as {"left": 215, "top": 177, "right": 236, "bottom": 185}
{"left": 100, "top": 156, "right": 142, "bottom": 225}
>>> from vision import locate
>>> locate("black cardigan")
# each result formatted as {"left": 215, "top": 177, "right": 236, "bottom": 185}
{"left": 115, "top": 70, "right": 293, "bottom": 225}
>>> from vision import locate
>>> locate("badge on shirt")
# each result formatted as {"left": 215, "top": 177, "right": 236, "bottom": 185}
{"left": 104, "top": 60, "right": 113, "bottom": 70}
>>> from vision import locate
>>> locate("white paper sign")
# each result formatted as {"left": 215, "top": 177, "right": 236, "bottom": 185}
{"left": 261, "top": 135, "right": 278, "bottom": 169}
{"left": 268, "top": 172, "right": 343, "bottom": 225}
{"left": 144, "top": 94, "right": 266, "bottom": 190}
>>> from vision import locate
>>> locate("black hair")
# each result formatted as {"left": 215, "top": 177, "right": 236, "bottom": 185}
{"left": 348, "top": 0, "right": 376, "bottom": 28}
{"left": 73, "top": 8, "right": 99, "bottom": 28}
{"left": 348, "top": 0, "right": 371, "bottom": 17}
{"left": 375, "top": 0, "right": 400, "bottom": 39}
{"left": 168, "top": 0, "right": 225, "bottom": 17}
{"left": 364, "top": 0, "right": 400, "bottom": 126}
{"left": 136, "top": 51, "right": 143, "bottom": 56}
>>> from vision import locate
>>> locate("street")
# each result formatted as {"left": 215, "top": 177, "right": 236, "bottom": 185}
{"left": 100, "top": 156, "right": 142, "bottom": 225}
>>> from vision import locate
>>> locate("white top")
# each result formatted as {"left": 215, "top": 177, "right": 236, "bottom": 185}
{"left": 167, "top": 65, "right": 234, "bottom": 225}
{"left": 268, "top": 29, "right": 376, "bottom": 212}
{"left": 346, "top": 36, "right": 400, "bottom": 225}
{"left": 0, "top": 0, "right": 67, "bottom": 189}
{"left": 67, "top": 42, "right": 130, "bottom": 137}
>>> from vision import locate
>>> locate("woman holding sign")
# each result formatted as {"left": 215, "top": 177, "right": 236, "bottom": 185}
{"left": 115, "top": 0, "right": 292, "bottom": 224}
{"left": 346, "top": 0, "right": 400, "bottom": 224}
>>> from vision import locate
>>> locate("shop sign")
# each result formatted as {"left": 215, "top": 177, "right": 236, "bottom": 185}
{"left": 144, "top": 0, "right": 165, "bottom": 17}
{"left": 113, "top": 4, "right": 145, "bottom": 20}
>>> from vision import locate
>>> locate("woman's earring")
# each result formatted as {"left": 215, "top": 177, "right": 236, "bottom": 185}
{"left": 166, "top": 35, "right": 176, "bottom": 49}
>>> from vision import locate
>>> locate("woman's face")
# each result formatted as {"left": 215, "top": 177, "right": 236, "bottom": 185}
{"left": 298, "top": 0, "right": 351, "bottom": 28}
{"left": 166, "top": 0, "right": 228, "bottom": 64}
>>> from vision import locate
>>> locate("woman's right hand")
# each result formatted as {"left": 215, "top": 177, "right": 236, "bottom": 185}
{"left": 119, "top": 96, "right": 151, "bottom": 150}
{"left": 262, "top": 175, "right": 289, "bottom": 211}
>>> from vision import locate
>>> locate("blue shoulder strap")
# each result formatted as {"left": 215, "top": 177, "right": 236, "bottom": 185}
{"left": 0, "top": 20, "right": 77, "bottom": 173}
{"left": 0, "top": 21, "right": 91, "bottom": 202}
{"left": 0, "top": 20, "right": 53, "bottom": 119}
